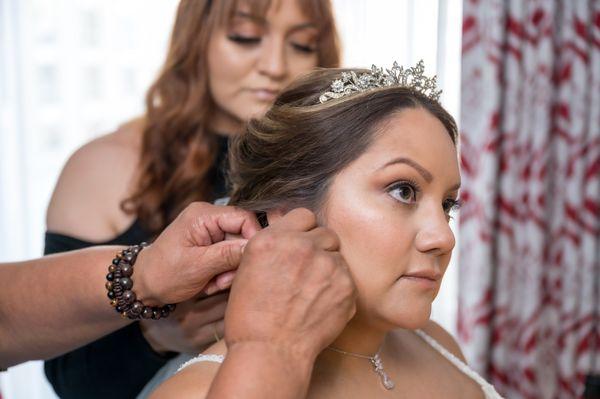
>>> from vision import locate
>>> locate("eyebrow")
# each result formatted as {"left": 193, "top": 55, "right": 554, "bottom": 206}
{"left": 380, "top": 156, "right": 461, "bottom": 190}
{"left": 233, "top": 11, "right": 265, "bottom": 23}
{"left": 289, "top": 23, "right": 318, "bottom": 33}
{"left": 233, "top": 11, "right": 317, "bottom": 32}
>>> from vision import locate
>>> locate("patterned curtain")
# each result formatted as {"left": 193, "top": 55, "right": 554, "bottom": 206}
{"left": 458, "top": 0, "right": 600, "bottom": 398}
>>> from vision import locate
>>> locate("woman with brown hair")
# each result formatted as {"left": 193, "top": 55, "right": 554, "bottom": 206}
{"left": 151, "top": 63, "right": 504, "bottom": 398}
{"left": 43, "top": 0, "right": 340, "bottom": 397}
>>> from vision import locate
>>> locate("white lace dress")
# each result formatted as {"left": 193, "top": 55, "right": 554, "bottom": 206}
{"left": 170, "top": 330, "right": 504, "bottom": 399}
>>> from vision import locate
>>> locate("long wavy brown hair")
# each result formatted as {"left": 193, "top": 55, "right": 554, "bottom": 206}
{"left": 123, "top": 0, "right": 341, "bottom": 235}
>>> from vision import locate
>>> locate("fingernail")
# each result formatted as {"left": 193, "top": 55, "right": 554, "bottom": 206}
{"left": 218, "top": 273, "right": 235, "bottom": 289}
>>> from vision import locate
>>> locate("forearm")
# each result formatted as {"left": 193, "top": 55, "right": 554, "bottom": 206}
{"left": 208, "top": 343, "right": 315, "bottom": 399}
{"left": 0, "top": 246, "right": 130, "bottom": 367}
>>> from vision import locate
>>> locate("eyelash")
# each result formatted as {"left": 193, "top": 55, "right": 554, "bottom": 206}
{"left": 443, "top": 198, "right": 462, "bottom": 220}
{"left": 386, "top": 180, "right": 462, "bottom": 219}
{"left": 227, "top": 35, "right": 316, "bottom": 54}
{"left": 291, "top": 43, "right": 316, "bottom": 53}
{"left": 387, "top": 179, "right": 421, "bottom": 205}
{"left": 228, "top": 35, "right": 261, "bottom": 45}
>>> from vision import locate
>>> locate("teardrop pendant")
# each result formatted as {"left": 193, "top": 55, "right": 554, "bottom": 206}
{"left": 371, "top": 353, "right": 395, "bottom": 390}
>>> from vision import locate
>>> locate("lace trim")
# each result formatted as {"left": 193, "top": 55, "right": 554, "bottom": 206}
{"left": 414, "top": 330, "right": 504, "bottom": 399}
{"left": 177, "top": 354, "right": 224, "bottom": 373}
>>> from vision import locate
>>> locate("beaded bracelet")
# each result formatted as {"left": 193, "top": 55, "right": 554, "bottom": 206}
{"left": 105, "top": 243, "right": 176, "bottom": 320}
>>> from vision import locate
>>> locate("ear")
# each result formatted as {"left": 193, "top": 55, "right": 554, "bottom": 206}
{"left": 266, "top": 209, "right": 285, "bottom": 226}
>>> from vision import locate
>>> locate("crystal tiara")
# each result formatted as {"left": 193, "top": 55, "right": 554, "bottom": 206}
{"left": 319, "top": 60, "right": 442, "bottom": 103}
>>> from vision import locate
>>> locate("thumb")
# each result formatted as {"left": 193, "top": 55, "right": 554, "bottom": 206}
{"left": 196, "top": 239, "right": 247, "bottom": 278}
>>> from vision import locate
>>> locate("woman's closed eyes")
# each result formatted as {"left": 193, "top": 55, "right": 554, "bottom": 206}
{"left": 228, "top": 34, "right": 316, "bottom": 54}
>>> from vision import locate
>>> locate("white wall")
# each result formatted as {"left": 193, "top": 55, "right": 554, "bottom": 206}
{"left": 0, "top": 1, "right": 179, "bottom": 397}
{"left": 0, "top": 1, "right": 463, "bottom": 397}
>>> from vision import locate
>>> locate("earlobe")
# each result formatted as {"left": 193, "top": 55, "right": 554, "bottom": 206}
{"left": 265, "top": 209, "right": 285, "bottom": 226}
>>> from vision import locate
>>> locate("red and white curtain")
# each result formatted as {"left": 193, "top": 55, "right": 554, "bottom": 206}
{"left": 458, "top": 0, "right": 600, "bottom": 398}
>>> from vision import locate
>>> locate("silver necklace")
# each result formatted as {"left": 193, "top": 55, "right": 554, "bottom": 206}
{"left": 326, "top": 346, "right": 395, "bottom": 390}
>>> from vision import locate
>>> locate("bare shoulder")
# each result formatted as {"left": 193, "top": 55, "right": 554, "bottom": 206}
{"left": 46, "top": 119, "right": 144, "bottom": 240}
{"left": 150, "top": 361, "right": 220, "bottom": 399}
{"left": 420, "top": 320, "right": 467, "bottom": 363}
{"left": 150, "top": 341, "right": 227, "bottom": 399}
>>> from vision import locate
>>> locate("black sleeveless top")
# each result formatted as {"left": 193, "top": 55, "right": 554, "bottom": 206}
{"left": 43, "top": 135, "right": 229, "bottom": 399}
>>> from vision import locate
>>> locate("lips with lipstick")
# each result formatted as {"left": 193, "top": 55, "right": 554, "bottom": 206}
{"left": 250, "top": 87, "right": 280, "bottom": 101}
{"left": 399, "top": 269, "right": 442, "bottom": 289}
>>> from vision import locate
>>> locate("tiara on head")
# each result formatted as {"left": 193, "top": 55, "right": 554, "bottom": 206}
{"left": 319, "top": 60, "right": 442, "bottom": 104}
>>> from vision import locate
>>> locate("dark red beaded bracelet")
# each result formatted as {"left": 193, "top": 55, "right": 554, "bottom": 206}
{"left": 106, "top": 243, "right": 176, "bottom": 320}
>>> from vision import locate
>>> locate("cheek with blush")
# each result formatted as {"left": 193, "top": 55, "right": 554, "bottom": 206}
{"left": 324, "top": 204, "right": 410, "bottom": 317}
{"left": 324, "top": 198, "right": 442, "bottom": 329}
{"left": 206, "top": 32, "right": 258, "bottom": 124}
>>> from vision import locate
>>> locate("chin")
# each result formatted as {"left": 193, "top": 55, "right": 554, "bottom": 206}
{"left": 382, "top": 302, "right": 433, "bottom": 331}
{"left": 245, "top": 104, "right": 271, "bottom": 120}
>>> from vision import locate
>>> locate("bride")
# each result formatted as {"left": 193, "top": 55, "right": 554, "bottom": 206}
{"left": 149, "top": 62, "right": 504, "bottom": 398}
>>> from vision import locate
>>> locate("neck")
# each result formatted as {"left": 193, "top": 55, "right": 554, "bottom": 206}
{"left": 327, "top": 315, "right": 388, "bottom": 358}
{"left": 209, "top": 109, "right": 244, "bottom": 136}
{"left": 312, "top": 315, "right": 391, "bottom": 389}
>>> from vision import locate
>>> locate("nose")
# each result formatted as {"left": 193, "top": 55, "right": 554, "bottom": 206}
{"left": 257, "top": 36, "right": 287, "bottom": 80}
{"left": 414, "top": 207, "right": 456, "bottom": 256}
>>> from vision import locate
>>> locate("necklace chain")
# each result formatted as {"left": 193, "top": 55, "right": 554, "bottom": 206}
{"left": 326, "top": 346, "right": 378, "bottom": 360}
{"left": 326, "top": 346, "right": 395, "bottom": 390}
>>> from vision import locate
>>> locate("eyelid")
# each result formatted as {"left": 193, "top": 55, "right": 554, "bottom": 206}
{"left": 448, "top": 198, "right": 463, "bottom": 210}
{"left": 288, "top": 33, "right": 317, "bottom": 48}
{"left": 387, "top": 179, "right": 421, "bottom": 192}
{"left": 443, "top": 198, "right": 462, "bottom": 216}
{"left": 291, "top": 42, "right": 316, "bottom": 53}
{"left": 228, "top": 34, "right": 316, "bottom": 53}
{"left": 445, "top": 198, "right": 461, "bottom": 221}
{"left": 228, "top": 34, "right": 261, "bottom": 44}
{"left": 386, "top": 179, "right": 421, "bottom": 203}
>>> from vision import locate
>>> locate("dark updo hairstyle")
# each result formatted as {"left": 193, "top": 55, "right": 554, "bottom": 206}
{"left": 228, "top": 67, "right": 458, "bottom": 216}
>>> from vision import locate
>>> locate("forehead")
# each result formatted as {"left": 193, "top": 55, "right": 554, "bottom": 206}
{"left": 220, "top": 0, "right": 322, "bottom": 24}
{"left": 361, "top": 108, "right": 460, "bottom": 179}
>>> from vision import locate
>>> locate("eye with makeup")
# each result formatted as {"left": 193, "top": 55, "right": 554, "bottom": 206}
{"left": 386, "top": 180, "right": 420, "bottom": 205}
{"left": 387, "top": 181, "right": 462, "bottom": 219}
{"left": 228, "top": 33, "right": 262, "bottom": 46}
{"left": 227, "top": 16, "right": 263, "bottom": 46}
{"left": 291, "top": 41, "right": 316, "bottom": 54}
{"left": 228, "top": 34, "right": 316, "bottom": 54}
{"left": 443, "top": 198, "right": 462, "bottom": 220}
{"left": 289, "top": 30, "right": 318, "bottom": 54}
